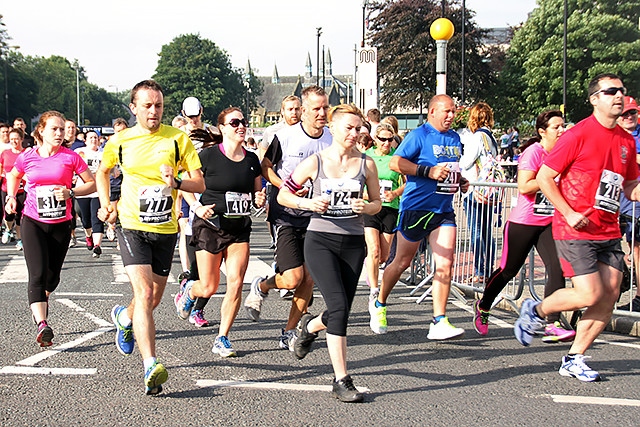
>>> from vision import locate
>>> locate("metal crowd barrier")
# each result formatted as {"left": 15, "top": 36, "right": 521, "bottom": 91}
{"left": 406, "top": 182, "right": 640, "bottom": 319}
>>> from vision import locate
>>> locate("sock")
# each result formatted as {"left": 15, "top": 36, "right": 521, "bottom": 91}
{"left": 532, "top": 304, "right": 544, "bottom": 320}
{"left": 143, "top": 357, "right": 157, "bottom": 371}
{"left": 117, "top": 309, "right": 132, "bottom": 327}
{"left": 375, "top": 300, "right": 386, "bottom": 308}
{"left": 566, "top": 353, "right": 578, "bottom": 359}
{"left": 434, "top": 315, "right": 446, "bottom": 323}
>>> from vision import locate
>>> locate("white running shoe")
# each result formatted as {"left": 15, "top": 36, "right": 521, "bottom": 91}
{"left": 427, "top": 317, "right": 464, "bottom": 340}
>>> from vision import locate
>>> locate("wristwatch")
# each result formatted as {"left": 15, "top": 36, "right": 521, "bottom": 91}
{"left": 174, "top": 178, "right": 183, "bottom": 190}
{"left": 69, "top": 189, "right": 75, "bottom": 199}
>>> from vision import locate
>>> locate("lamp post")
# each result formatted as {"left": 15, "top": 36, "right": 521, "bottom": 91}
{"left": 316, "top": 28, "right": 322, "bottom": 87}
{"left": 430, "top": 18, "right": 455, "bottom": 95}
{"left": 2, "top": 45, "right": 20, "bottom": 121}
{"left": 73, "top": 60, "right": 80, "bottom": 125}
{"left": 361, "top": 0, "right": 370, "bottom": 48}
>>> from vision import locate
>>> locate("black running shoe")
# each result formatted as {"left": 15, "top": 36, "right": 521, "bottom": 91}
{"left": 294, "top": 313, "right": 318, "bottom": 360}
{"left": 332, "top": 375, "right": 364, "bottom": 403}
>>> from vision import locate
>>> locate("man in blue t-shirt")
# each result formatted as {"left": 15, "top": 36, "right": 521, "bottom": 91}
{"left": 369, "top": 94, "right": 470, "bottom": 340}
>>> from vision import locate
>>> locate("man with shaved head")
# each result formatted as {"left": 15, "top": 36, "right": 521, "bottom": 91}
{"left": 369, "top": 94, "right": 470, "bottom": 340}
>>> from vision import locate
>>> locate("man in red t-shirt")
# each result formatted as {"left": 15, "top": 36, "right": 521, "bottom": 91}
{"left": 514, "top": 73, "right": 640, "bottom": 382}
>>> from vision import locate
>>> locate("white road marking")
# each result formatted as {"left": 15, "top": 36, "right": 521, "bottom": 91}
{"left": 16, "top": 327, "right": 112, "bottom": 366}
{"left": 547, "top": 394, "right": 640, "bottom": 407}
{"left": 0, "top": 255, "right": 27, "bottom": 283}
{"left": 0, "top": 366, "right": 96, "bottom": 375}
{"left": 196, "top": 379, "right": 370, "bottom": 393}
{"left": 594, "top": 338, "right": 640, "bottom": 350}
{"left": 56, "top": 292, "right": 123, "bottom": 297}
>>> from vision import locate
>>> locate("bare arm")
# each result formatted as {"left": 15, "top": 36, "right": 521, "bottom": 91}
{"left": 277, "top": 155, "right": 328, "bottom": 213}
{"left": 517, "top": 169, "right": 539, "bottom": 196}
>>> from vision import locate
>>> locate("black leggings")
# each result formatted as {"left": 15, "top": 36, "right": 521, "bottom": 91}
{"left": 21, "top": 216, "right": 72, "bottom": 304}
{"left": 1, "top": 190, "right": 25, "bottom": 224}
{"left": 304, "top": 231, "right": 366, "bottom": 336}
{"left": 76, "top": 197, "right": 103, "bottom": 233}
{"left": 479, "top": 221, "right": 565, "bottom": 322}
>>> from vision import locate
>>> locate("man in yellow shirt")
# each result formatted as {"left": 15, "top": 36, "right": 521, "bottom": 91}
{"left": 96, "top": 80, "right": 204, "bottom": 395}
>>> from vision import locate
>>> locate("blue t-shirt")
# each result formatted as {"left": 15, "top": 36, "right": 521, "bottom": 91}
{"left": 395, "top": 123, "right": 462, "bottom": 213}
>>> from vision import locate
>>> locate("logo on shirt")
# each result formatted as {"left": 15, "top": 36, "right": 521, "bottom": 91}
{"left": 432, "top": 145, "right": 461, "bottom": 159}
{"left": 621, "top": 145, "right": 628, "bottom": 163}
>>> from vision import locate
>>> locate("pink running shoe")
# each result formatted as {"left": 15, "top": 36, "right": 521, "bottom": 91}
{"left": 473, "top": 300, "right": 490, "bottom": 336}
{"left": 541, "top": 321, "right": 576, "bottom": 343}
{"left": 189, "top": 310, "right": 210, "bottom": 327}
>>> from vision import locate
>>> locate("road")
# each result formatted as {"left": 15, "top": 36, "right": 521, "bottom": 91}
{"left": 0, "top": 216, "right": 639, "bottom": 426}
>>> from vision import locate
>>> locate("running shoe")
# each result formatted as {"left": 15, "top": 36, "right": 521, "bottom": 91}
{"left": 368, "top": 299, "right": 387, "bottom": 334}
{"left": 558, "top": 354, "right": 601, "bottom": 382}
{"left": 36, "top": 320, "right": 54, "bottom": 347}
{"left": 244, "top": 276, "right": 267, "bottom": 321}
{"left": 1, "top": 229, "right": 11, "bottom": 244}
{"left": 144, "top": 361, "right": 168, "bottom": 395}
{"left": 332, "top": 375, "right": 364, "bottom": 403}
{"left": 68, "top": 236, "right": 77, "bottom": 248}
{"left": 106, "top": 227, "right": 116, "bottom": 241}
{"left": 427, "top": 316, "right": 464, "bottom": 340}
{"left": 189, "top": 309, "right": 210, "bottom": 327}
{"left": 280, "top": 289, "right": 294, "bottom": 299}
{"left": 92, "top": 245, "right": 102, "bottom": 259}
{"left": 111, "top": 305, "right": 134, "bottom": 355}
{"left": 617, "top": 296, "right": 640, "bottom": 312}
{"left": 279, "top": 328, "right": 297, "bottom": 351}
{"left": 175, "top": 280, "right": 195, "bottom": 320}
{"left": 514, "top": 298, "right": 546, "bottom": 346}
{"left": 473, "top": 300, "right": 490, "bottom": 336}
{"left": 541, "top": 321, "right": 576, "bottom": 343}
{"left": 212, "top": 335, "right": 237, "bottom": 358}
{"left": 177, "top": 270, "right": 191, "bottom": 282}
{"left": 15, "top": 239, "right": 22, "bottom": 251}
{"left": 294, "top": 313, "right": 318, "bottom": 360}
{"left": 86, "top": 236, "right": 94, "bottom": 250}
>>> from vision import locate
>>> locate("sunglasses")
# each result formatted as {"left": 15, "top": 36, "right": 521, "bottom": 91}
{"left": 225, "top": 118, "right": 248, "bottom": 128}
{"left": 621, "top": 110, "right": 638, "bottom": 118}
{"left": 591, "top": 86, "right": 627, "bottom": 97}
{"left": 377, "top": 136, "right": 394, "bottom": 142}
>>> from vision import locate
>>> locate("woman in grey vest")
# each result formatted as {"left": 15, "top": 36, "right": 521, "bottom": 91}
{"left": 277, "top": 104, "right": 381, "bottom": 403}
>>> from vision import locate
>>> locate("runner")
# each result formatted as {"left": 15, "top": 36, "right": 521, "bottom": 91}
{"left": 96, "top": 79, "right": 204, "bottom": 395}
{"left": 0, "top": 128, "right": 26, "bottom": 249}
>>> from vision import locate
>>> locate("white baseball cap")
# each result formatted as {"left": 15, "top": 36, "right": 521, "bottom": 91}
{"left": 182, "top": 97, "right": 202, "bottom": 116}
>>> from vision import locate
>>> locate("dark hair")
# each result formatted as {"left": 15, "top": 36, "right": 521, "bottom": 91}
{"left": 217, "top": 107, "right": 243, "bottom": 126}
{"left": 588, "top": 73, "right": 622, "bottom": 97}
{"left": 130, "top": 79, "right": 164, "bottom": 104}
{"left": 518, "top": 137, "right": 539, "bottom": 154}
{"left": 535, "top": 110, "right": 563, "bottom": 137}
{"left": 301, "top": 85, "right": 327, "bottom": 106}
{"left": 113, "top": 117, "right": 128, "bottom": 128}
{"left": 0, "top": 122, "right": 9, "bottom": 129}
{"left": 9, "top": 128, "right": 24, "bottom": 139}
{"left": 34, "top": 111, "right": 66, "bottom": 144}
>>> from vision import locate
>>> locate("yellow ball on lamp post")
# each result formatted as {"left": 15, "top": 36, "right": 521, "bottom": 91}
{"left": 430, "top": 18, "right": 455, "bottom": 95}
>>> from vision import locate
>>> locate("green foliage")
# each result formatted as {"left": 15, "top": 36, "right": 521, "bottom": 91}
{"left": 494, "top": 0, "right": 640, "bottom": 125}
{"left": 368, "top": 0, "right": 494, "bottom": 112}
{"left": 153, "top": 34, "right": 263, "bottom": 124}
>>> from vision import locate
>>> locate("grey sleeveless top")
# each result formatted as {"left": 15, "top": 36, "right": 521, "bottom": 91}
{"left": 307, "top": 153, "right": 367, "bottom": 235}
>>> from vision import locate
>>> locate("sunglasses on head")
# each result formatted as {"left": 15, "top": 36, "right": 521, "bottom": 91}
{"left": 591, "top": 86, "right": 627, "bottom": 97}
{"left": 377, "top": 136, "right": 394, "bottom": 142}
{"left": 225, "top": 118, "right": 248, "bottom": 128}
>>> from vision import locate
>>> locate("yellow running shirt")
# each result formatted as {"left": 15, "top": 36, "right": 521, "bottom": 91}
{"left": 102, "top": 124, "right": 202, "bottom": 234}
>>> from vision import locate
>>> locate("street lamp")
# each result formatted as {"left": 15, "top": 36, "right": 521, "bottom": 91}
{"left": 361, "top": 0, "right": 370, "bottom": 48}
{"left": 2, "top": 45, "right": 20, "bottom": 122}
{"left": 430, "top": 18, "right": 455, "bottom": 95}
{"left": 316, "top": 27, "right": 322, "bottom": 87}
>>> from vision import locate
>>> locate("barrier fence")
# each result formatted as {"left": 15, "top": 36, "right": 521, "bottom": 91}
{"left": 406, "top": 182, "right": 640, "bottom": 320}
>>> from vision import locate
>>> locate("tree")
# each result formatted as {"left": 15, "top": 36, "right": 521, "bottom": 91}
{"left": 495, "top": 0, "right": 640, "bottom": 124}
{"left": 367, "top": 0, "right": 493, "bottom": 113}
{"left": 153, "top": 34, "right": 263, "bottom": 124}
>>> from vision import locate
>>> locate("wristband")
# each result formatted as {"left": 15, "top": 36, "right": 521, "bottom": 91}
{"left": 191, "top": 201, "right": 203, "bottom": 210}
{"left": 283, "top": 175, "right": 304, "bottom": 193}
{"left": 174, "top": 178, "right": 182, "bottom": 190}
{"left": 417, "top": 165, "right": 431, "bottom": 178}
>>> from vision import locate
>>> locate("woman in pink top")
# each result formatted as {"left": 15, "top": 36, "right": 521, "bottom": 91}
{"left": 4, "top": 111, "right": 95, "bottom": 348}
{"left": 0, "top": 128, "right": 26, "bottom": 249}
{"left": 473, "top": 110, "right": 575, "bottom": 342}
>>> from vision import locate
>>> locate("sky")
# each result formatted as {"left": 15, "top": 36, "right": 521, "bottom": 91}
{"left": 1, "top": 0, "right": 537, "bottom": 92}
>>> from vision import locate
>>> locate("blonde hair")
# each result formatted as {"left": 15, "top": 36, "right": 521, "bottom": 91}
{"left": 328, "top": 104, "right": 365, "bottom": 124}
{"left": 467, "top": 102, "right": 494, "bottom": 133}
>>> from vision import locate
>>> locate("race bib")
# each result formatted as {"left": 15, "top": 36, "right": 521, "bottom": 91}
{"left": 86, "top": 157, "right": 101, "bottom": 174}
{"left": 435, "top": 162, "right": 460, "bottom": 194}
{"left": 594, "top": 169, "right": 623, "bottom": 214}
{"left": 379, "top": 179, "right": 392, "bottom": 200}
{"left": 224, "top": 192, "right": 251, "bottom": 217}
{"left": 533, "top": 191, "right": 554, "bottom": 216}
{"left": 35, "top": 185, "right": 66, "bottom": 220}
{"left": 138, "top": 185, "right": 173, "bottom": 224}
{"left": 321, "top": 178, "right": 361, "bottom": 218}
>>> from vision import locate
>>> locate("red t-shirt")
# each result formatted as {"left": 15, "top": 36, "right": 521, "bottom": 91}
{"left": 544, "top": 115, "right": 638, "bottom": 240}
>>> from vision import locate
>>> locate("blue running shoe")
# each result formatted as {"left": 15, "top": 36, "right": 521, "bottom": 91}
{"left": 111, "top": 305, "right": 134, "bottom": 355}
{"left": 212, "top": 335, "right": 237, "bottom": 358}
{"left": 175, "top": 280, "right": 195, "bottom": 320}
{"left": 559, "top": 354, "right": 601, "bottom": 382}
{"left": 514, "top": 298, "right": 545, "bottom": 346}
{"left": 144, "top": 361, "right": 168, "bottom": 395}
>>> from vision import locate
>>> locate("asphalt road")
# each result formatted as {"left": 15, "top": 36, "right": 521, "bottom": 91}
{"left": 1, "top": 216, "right": 639, "bottom": 427}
